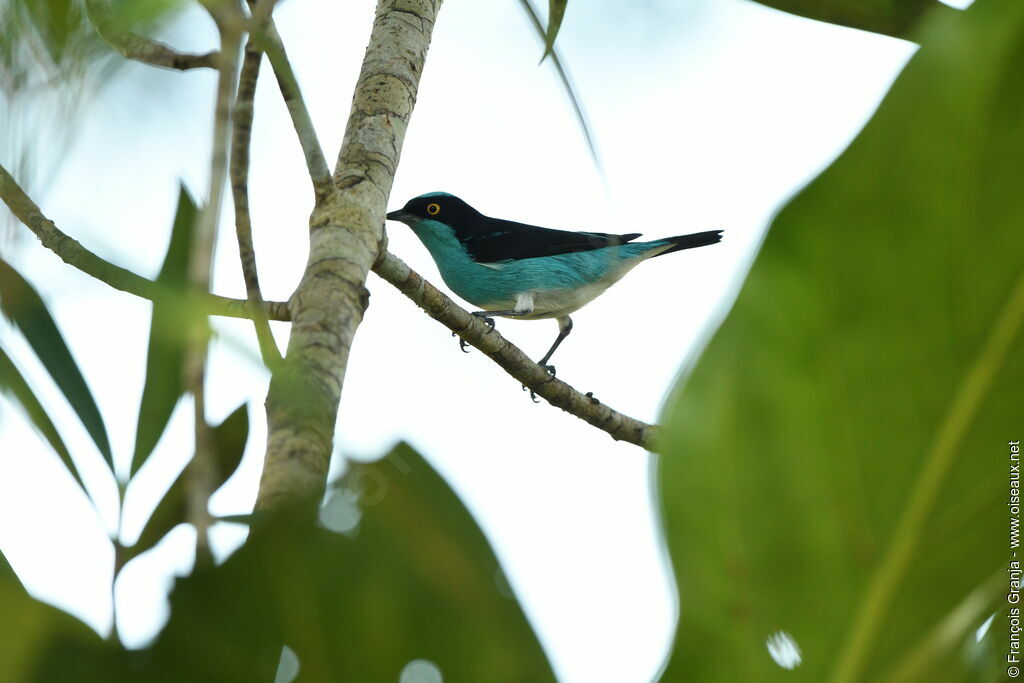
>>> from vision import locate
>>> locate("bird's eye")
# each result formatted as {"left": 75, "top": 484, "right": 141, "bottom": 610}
{"left": 426, "top": 203, "right": 441, "bottom": 216}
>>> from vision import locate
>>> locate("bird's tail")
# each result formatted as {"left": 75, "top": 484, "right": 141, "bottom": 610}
{"left": 654, "top": 230, "right": 724, "bottom": 256}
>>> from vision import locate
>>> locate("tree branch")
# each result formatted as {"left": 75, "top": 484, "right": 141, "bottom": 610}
{"left": 183, "top": 14, "right": 242, "bottom": 565}
{"left": 85, "top": 0, "right": 219, "bottom": 70}
{"left": 0, "top": 164, "right": 290, "bottom": 321}
{"left": 231, "top": 34, "right": 283, "bottom": 367}
{"left": 255, "top": 0, "right": 442, "bottom": 512}
{"left": 373, "top": 252, "right": 656, "bottom": 450}
{"left": 254, "top": 20, "right": 333, "bottom": 199}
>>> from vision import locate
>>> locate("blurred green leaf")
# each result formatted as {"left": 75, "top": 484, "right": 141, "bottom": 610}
{"left": 130, "top": 185, "right": 200, "bottom": 477}
{"left": 127, "top": 404, "right": 249, "bottom": 562}
{"left": 749, "top": 0, "right": 944, "bottom": 38}
{"left": 139, "top": 444, "right": 554, "bottom": 682}
{"left": 0, "top": 0, "right": 189, "bottom": 80}
{"left": 100, "top": 0, "right": 189, "bottom": 33}
{"left": 658, "top": 0, "right": 1023, "bottom": 681}
{"left": 211, "top": 402, "right": 248, "bottom": 491}
{"left": 0, "top": 547, "right": 17, "bottom": 582}
{"left": 22, "top": 0, "right": 79, "bottom": 65}
{"left": 0, "top": 258, "right": 113, "bottom": 470}
{"left": 5, "top": 0, "right": 92, "bottom": 70}
{"left": 127, "top": 468, "right": 185, "bottom": 563}
{"left": 0, "top": 559, "right": 125, "bottom": 683}
{"left": 0, "top": 344, "right": 84, "bottom": 492}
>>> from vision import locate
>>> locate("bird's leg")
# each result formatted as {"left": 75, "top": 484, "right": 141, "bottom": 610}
{"left": 456, "top": 311, "right": 505, "bottom": 352}
{"left": 537, "top": 316, "right": 573, "bottom": 376}
{"left": 522, "top": 316, "right": 573, "bottom": 402}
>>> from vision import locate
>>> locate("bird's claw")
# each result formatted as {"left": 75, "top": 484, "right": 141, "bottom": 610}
{"left": 521, "top": 364, "right": 558, "bottom": 402}
{"left": 471, "top": 311, "right": 496, "bottom": 332}
{"left": 452, "top": 330, "right": 470, "bottom": 353}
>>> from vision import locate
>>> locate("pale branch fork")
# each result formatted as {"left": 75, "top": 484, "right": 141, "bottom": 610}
{"left": 0, "top": 0, "right": 661, "bottom": 522}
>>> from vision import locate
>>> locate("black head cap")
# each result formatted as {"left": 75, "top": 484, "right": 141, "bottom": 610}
{"left": 386, "top": 193, "right": 484, "bottom": 229}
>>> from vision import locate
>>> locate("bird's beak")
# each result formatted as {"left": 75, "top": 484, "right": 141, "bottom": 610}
{"left": 386, "top": 209, "right": 411, "bottom": 222}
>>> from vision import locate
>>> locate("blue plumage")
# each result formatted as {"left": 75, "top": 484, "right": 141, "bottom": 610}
{"left": 387, "top": 192, "right": 722, "bottom": 372}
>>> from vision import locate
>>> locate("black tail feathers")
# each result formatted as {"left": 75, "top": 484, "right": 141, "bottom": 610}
{"left": 656, "top": 230, "right": 724, "bottom": 256}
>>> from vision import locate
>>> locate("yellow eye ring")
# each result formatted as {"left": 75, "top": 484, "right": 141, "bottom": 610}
{"left": 426, "top": 203, "right": 441, "bottom": 216}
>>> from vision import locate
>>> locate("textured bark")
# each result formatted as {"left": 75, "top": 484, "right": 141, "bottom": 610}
{"left": 231, "top": 35, "right": 282, "bottom": 366}
{"left": 255, "top": 0, "right": 442, "bottom": 511}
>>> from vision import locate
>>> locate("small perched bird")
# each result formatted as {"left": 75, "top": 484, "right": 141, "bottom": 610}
{"left": 387, "top": 192, "right": 722, "bottom": 374}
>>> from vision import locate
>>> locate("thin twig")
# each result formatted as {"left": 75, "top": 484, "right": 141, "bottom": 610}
{"left": 0, "top": 165, "right": 290, "bottom": 320}
{"left": 85, "top": 0, "right": 219, "bottom": 70}
{"left": 184, "top": 16, "right": 243, "bottom": 565}
{"left": 516, "top": 0, "right": 601, "bottom": 167}
{"left": 373, "top": 251, "right": 657, "bottom": 450}
{"left": 231, "top": 34, "right": 283, "bottom": 367}
{"left": 249, "top": 19, "right": 333, "bottom": 198}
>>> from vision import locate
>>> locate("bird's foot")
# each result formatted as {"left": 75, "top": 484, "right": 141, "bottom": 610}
{"left": 454, "top": 313, "right": 496, "bottom": 353}
{"left": 452, "top": 330, "right": 471, "bottom": 353}
{"left": 471, "top": 311, "right": 496, "bottom": 331}
{"left": 585, "top": 391, "right": 601, "bottom": 405}
{"left": 521, "top": 364, "right": 558, "bottom": 402}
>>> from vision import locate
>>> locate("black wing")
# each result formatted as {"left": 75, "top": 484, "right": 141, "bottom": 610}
{"left": 460, "top": 217, "right": 642, "bottom": 263}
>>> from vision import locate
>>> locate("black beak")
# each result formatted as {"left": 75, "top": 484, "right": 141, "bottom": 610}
{"left": 386, "top": 209, "right": 411, "bottom": 222}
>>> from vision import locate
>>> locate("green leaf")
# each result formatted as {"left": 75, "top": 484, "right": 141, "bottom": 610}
{"left": 0, "top": 559, "right": 125, "bottom": 683}
{"left": 749, "top": 0, "right": 945, "bottom": 39}
{"left": 0, "top": 343, "right": 84, "bottom": 492}
{"left": 126, "top": 468, "right": 185, "bottom": 563}
{"left": 17, "top": 0, "right": 85, "bottom": 66}
{"left": 140, "top": 444, "right": 555, "bottom": 681}
{"left": 542, "top": 0, "right": 567, "bottom": 59}
{"left": 211, "top": 403, "right": 248, "bottom": 491}
{"left": 515, "top": 0, "right": 600, "bottom": 166}
{"left": 657, "top": 0, "right": 1024, "bottom": 681}
{"left": 126, "top": 404, "right": 248, "bottom": 562}
{"left": 0, "top": 547, "right": 17, "bottom": 583}
{"left": 130, "top": 185, "right": 200, "bottom": 477}
{"left": 0, "top": 258, "right": 113, "bottom": 470}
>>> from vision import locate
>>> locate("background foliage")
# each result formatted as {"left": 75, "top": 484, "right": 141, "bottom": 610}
{"left": 659, "top": 0, "right": 1021, "bottom": 680}
{"left": 1, "top": 0, "right": 1017, "bottom": 681}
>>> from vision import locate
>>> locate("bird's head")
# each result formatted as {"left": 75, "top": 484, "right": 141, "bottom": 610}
{"left": 386, "top": 193, "right": 483, "bottom": 235}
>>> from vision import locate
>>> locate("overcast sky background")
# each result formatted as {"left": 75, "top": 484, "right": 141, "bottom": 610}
{"left": 0, "top": 0, "right": 933, "bottom": 680}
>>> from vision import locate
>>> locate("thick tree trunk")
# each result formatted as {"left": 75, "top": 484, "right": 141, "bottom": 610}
{"left": 255, "top": 0, "right": 442, "bottom": 511}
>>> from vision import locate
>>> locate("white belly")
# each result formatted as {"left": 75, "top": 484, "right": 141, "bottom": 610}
{"left": 477, "top": 250, "right": 660, "bottom": 320}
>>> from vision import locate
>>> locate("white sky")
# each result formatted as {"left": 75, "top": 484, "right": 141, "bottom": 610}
{"left": 0, "top": 0, "right": 916, "bottom": 681}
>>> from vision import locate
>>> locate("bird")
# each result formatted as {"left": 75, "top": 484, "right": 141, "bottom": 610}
{"left": 386, "top": 192, "right": 722, "bottom": 376}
